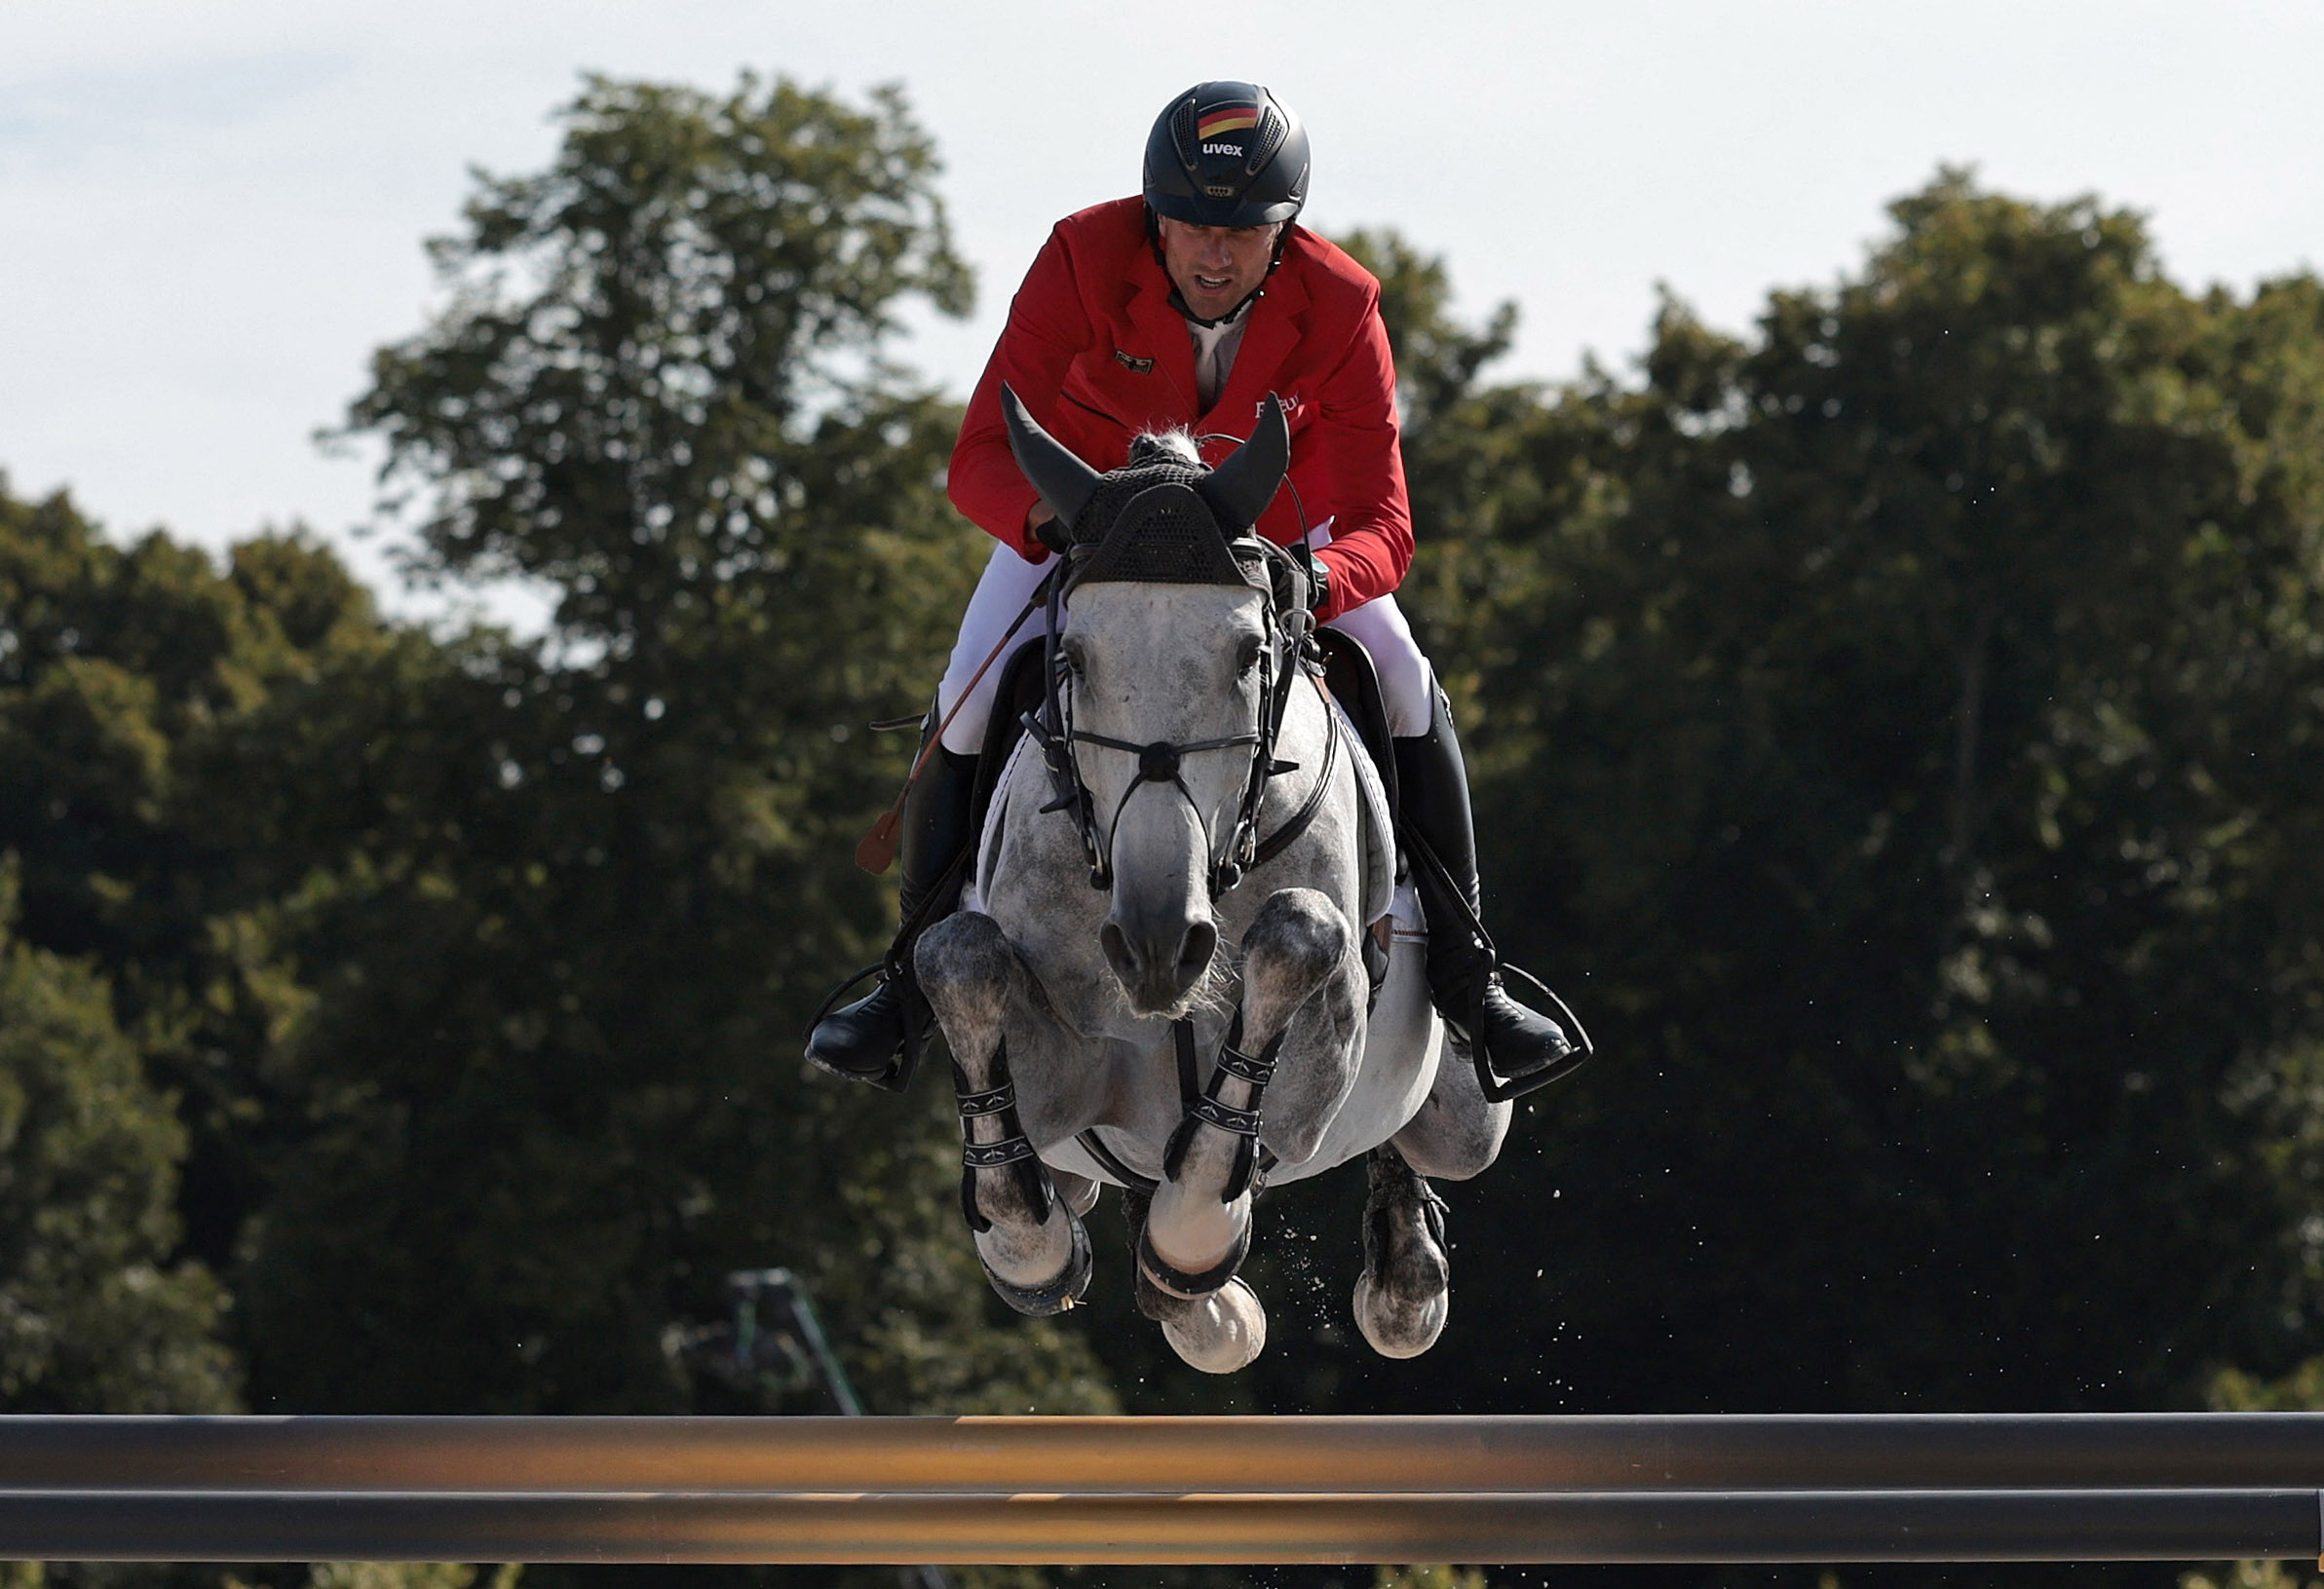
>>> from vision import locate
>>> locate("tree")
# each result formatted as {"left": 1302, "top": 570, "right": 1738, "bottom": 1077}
{"left": 343, "top": 71, "right": 972, "bottom": 651}
{"left": 252, "top": 72, "right": 1112, "bottom": 1425}
{"left": 1328, "top": 175, "right": 2324, "bottom": 1431}
{"left": 0, "top": 857, "right": 235, "bottom": 1414}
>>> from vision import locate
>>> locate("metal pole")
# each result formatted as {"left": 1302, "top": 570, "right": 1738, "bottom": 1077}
{"left": 0, "top": 1488, "right": 2307, "bottom": 1564}
{"left": 1, "top": 1415, "right": 2320, "bottom": 1494}
{"left": 723, "top": 1272, "right": 939, "bottom": 1589}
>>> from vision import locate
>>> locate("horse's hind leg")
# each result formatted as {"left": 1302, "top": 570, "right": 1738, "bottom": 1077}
{"left": 1392, "top": 1025, "right": 1513, "bottom": 1181}
{"left": 1352, "top": 1022, "right": 1510, "bottom": 1359}
{"left": 1353, "top": 1143, "right": 1452, "bottom": 1359}
{"left": 917, "top": 911, "right": 1091, "bottom": 1316}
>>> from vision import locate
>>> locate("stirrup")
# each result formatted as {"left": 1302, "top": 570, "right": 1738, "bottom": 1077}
{"left": 1467, "top": 963, "right": 1594, "bottom": 1102}
{"left": 804, "top": 963, "right": 925, "bottom": 1094}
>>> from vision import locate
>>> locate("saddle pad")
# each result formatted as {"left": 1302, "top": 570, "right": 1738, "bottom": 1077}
{"left": 1337, "top": 697, "right": 1400, "bottom": 933}
{"left": 965, "top": 731, "right": 1041, "bottom": 914}
{"left": 963, "top": 688, "right": 1417, "bottom": 945}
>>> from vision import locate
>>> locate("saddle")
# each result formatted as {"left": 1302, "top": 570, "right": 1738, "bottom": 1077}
{"left": 1311, "top": 628, "right": 1399, "bottom": 823}
{"left": 967, "top": 638, "right": 1052, "bottom": 843}
{"left": 965, "top": 630, "right": 1406, "bottom": 997}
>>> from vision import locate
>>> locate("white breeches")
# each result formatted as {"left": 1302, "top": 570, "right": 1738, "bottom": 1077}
{"left": 935, "top": 534, "right": 1437, "bottom": 754}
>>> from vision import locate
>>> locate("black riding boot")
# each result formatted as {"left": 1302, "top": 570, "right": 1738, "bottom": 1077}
{"left": 1392, "top": 688, "right": 1579, "bottom": 1093}
{"left": 806, "top": 738, "right": 980, "bottom": 1090}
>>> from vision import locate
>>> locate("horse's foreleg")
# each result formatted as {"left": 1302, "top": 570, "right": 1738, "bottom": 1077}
{"left": 1147, "top": 889, "right": 1346, "bottom": 1281}
{"left": 917, "top": 911, "right": 1091, "bottom": 1316}
{"left": 1142, "top": 888, "right": 1348, "bottom": 1372}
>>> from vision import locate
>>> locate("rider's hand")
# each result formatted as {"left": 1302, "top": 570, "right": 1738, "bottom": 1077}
{"left": 1029, "top": 504, "right": 1069, "bottom": 557}
{"left": 1306, "top": 557, "right": 1331, "bottom": 616}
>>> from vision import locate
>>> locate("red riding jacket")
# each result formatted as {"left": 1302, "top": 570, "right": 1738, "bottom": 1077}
{"left": 948, "top": 197, "right": 1412, "bottom": 622}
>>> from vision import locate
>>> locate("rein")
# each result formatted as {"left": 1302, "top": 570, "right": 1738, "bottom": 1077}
{"left": 856, "top": 571, "right": 1054, "bottom": 876}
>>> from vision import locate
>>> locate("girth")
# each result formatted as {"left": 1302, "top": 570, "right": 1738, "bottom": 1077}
{"left": 1076, "top": 1012, "right": 1280, "bottom": 1197}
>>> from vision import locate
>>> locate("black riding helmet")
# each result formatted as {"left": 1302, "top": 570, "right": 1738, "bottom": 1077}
{"left": 1143, "top": 81, "right": 1310, "bottom": 230}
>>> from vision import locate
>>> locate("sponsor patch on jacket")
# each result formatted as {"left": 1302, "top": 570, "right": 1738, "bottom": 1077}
{"left": 1198, "top": 106, "right": 1258, "bottom": 139}
{"left": 1113, "top": 350, "right": 1155, "bottom": 373}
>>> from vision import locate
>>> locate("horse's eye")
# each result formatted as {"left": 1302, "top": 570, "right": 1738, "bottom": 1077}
{"left": 1236, "top": 638, "right": 1264, "bottom": 676}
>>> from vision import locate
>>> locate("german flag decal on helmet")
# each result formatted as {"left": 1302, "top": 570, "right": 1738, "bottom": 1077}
{"left": 1197, "top": 105, "right": 1259, "bottom": 140}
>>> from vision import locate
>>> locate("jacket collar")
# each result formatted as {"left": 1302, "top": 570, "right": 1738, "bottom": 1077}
{"left": 1124, "top": 241, "right": 1314, "bottom": 431}
{"left": 1207, "top": 258, "right": 1308, "bottom": 432}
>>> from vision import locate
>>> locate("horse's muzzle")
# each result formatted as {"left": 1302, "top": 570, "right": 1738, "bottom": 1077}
{"left": 1100, "top": 911, "right": 1219, "bottom": 1013}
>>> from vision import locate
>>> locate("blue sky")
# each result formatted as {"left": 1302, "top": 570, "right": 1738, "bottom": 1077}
{"left": 4, "top": 0, "right": 2320, "bottom": 625}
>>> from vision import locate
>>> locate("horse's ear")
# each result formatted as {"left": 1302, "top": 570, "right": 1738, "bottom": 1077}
{"left": 1197, "top": 395, "right": 1290, "bottom": 531}
{"left": 1001, "top": 384, "right": 1102, "bottom": 533}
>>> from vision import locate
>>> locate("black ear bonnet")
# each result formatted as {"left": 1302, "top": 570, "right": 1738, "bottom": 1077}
{"left": 999, "top": 386, "right": 1295, "bottom": 600}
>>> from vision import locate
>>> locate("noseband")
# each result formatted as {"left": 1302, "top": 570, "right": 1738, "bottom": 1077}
{"left": 1022, "top": 538, "right": 1336, "bottom": 899}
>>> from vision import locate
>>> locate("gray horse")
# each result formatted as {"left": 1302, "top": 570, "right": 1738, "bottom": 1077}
{"left": 915, "top": 388, "right": 1511, "bottom": 1372}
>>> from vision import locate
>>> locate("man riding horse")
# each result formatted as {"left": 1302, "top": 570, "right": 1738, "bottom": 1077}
{"left": 809, "top": 80, "right": 1575, "bottom": 1087}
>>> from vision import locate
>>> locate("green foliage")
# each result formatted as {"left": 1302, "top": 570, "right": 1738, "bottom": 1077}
{"left": 343, "top": 71, "right": 972, "bottom": 645}
{"left": 1374, "top": 1569, "right": 1490, "bottom": 1589}
{"left": 241, "top": 72, "right": 1110, "bottom": 1421}
{"left": 1324, "top": 173, "right": 2324, "bottom": 1419}
{"left": 0, "top": 859, "right": 235, "bottom": 1412}
{"left": 223, "top": 1569, "right": 516, "bottom": 1589}
{"left": 0, "top": 74, "right": 1115, "bottom": 1449}
{"left": 0, "top": 474, "right": 408, "bottom": 1275}
{"left": 2184, "top": 1563, "right": 2324, "bottom": 1589}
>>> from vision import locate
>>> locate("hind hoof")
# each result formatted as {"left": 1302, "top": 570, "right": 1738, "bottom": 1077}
{"left": 1161, "top": 1277, "right": 1268, "bottom": 1373}
{"left": 1354, "top": 1149, "right": 1451, "bottom": 1358}
{"left": 983, "top": 1207, "right": 1093, "bottom": 1317}
{"left": 1353, "top": 1269, "right": 1447, "bottom": 1358}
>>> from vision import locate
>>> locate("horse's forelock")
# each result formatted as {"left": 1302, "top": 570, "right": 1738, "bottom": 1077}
{"left": 1127, "top": 429, "right": 1202, "bottom": 468}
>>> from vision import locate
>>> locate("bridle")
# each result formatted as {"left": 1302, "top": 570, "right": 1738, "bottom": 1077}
{"left": 997, "top": 383, "right": 1335, "bottom": 903}
{"left": 1022, "top": 537, "right": 1337, "bottom": 900}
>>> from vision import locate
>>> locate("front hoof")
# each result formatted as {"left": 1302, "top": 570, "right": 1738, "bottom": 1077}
{"left": 1353, "top": 1268, "right": 1447, "bottom": 1358}
{"left": 983, "top": 1206, "right": 1093, "bottom": 1317}
{"left": 1161, "top": 1277, "right": 1268, "bottom": 1373}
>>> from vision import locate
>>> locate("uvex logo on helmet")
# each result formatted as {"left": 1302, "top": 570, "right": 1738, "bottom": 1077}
{"left": 1143, "top": 81, "right": 1311, "bottom": 232}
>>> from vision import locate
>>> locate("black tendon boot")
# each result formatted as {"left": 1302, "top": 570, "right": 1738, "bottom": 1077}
{"left": 806, "top": 739, "right": 980, "bottom": 1090}
{"left": 1392, "top": 688, "right": 1583, "bottom": 1099}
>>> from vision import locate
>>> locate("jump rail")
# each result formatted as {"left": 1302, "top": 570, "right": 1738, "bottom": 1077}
{"left": 0, "top": 1415, "right": 2319, "bottom": 1565}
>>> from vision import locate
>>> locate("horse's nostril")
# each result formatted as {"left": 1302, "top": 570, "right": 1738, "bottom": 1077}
{"left": 1100, "top": 921, "right": 1140, "bottom": 981}
{"left": 1178, "top": 922, "right": 1219, "bottom": 983}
